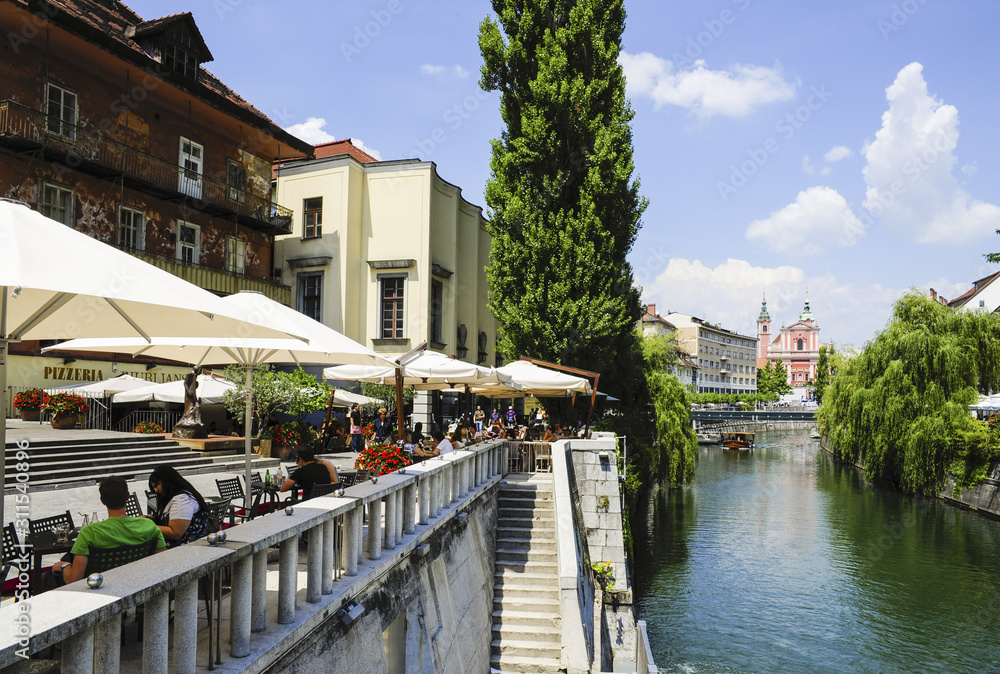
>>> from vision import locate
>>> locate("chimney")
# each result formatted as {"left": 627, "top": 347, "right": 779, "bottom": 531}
{"left": 647, "top": 304, "right": 656, "bottom": 316}
{"left": 930, "top": 288, "right": 937, "bottom": 301}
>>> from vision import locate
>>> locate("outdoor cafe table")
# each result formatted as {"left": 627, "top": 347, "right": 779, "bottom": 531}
{"left": 25, "top": 528, "right": 78, "bottom": 595}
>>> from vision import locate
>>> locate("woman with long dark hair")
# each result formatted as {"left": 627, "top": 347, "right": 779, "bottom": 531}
{"left": 148, "top": 465, "right": 211, "bottom": 547}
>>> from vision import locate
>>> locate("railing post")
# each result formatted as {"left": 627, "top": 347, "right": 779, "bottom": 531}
{"left": 384, "top": 490, "right": 397, "bottom": 550}
{"left": 173, "top": 580, "right": 198, "bottom": 672}
{"left": 231, "top": 556, "right": 253, "bottom": 656}
{"left": 344, "top": 505, "right": 360, "bottom": 576}
{"left": 431, "top": 471, "right": 441, "bottom": 518}
{"left": 403, "top": 482, "right": 417, "bottom": 533}
{"left": 251, "top": 550, "right": 268, "bottom": 632}
{"left": 368, "top": 498, "right": 383, "bottom": 561}
{"left": 143, "top": 592, "right": 169, "bottom": 674}
{"left": 355, "top": 504, "right": 365, "bottom": 568}
{"left": 458, "top": 456, "right": 468, "bottom": 497}
{"left": 94, "top": 615, "right": 122, "bottom": 673}
{"left": 395, "top": 485, "right": 404, "bottom": 541}
{"left": 278, "top": 537, "right": 298, "bottom": 624}
{"left": 418, "top": 475, "right": 430, "bottom": 524}
{"left": 306, "top": 523, "right": 323, "bottom": 604}
{"left": 62, "top": 626, "right": 95, "bottom": 674}
{"left": 322, "top": 518, "right": 335, "bottom": 594}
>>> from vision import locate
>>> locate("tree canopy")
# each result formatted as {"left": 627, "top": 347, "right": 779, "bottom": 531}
{"left": 478, "top": 0, "right": 645, "bottom": 376}
{"left": 818, "top": 293, "right": 1000, "bottom": 494}
{"left": 757, "top": 359, "right": 792, "bottom": 396}
{"left": 640, "top": 333, "right": 697, "bottom": 484}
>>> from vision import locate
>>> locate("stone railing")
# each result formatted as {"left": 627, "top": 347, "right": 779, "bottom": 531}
{"left": 635, "top": 620, "right": 657, "bottom": 673}
{"left": 0, "top": 440, "right": 507, "bottom": 673}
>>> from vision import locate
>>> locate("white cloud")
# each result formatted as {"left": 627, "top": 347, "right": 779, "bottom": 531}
{"left": 420, "top": 64, "right": 469, "bottom": 78}
{"left": 962, "top": 162, "right": 978, "bottom": 177}
{"left": 642, "top": 258, "right": 899, "bottom": 348}
{"left": 801, "top": 155, "right": 815, "bottom": 175}
{"left": 746, "top": 186, "right": 865, "bottom": 255}
{"left": 824, "top": 145, "right": 853, "bottom": 162}
{"left": 285, "top": 117, "right": 336, "bottom": 145}
{"left": 861, "top": 62, "right": 1000, "bottom": 244}
{"left": 619, "top": 51, "right": 796, "bottom": 119}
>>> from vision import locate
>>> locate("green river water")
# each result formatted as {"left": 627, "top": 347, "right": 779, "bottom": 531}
{"left": 633, "top": 429, "right": 1000, "bottom": 673}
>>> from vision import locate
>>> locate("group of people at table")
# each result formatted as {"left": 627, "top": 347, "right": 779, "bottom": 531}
{"left": 42, "top": 447, "right": 340, "bottom": 590}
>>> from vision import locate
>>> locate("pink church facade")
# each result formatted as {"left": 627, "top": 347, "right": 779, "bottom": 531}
{"left": 756, "top": 297, "right": 824, "bottom": 386}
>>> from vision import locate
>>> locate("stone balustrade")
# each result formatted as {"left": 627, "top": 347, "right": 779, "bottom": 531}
{"left": 0, "top": 440, "right": 508, "bottom": 673}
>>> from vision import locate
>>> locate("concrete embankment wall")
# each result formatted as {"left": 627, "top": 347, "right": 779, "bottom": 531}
{"left": 269, "top": 484, "right": 499, "bottom": 674}
{"left": 706, "top": 420, "right": 815, "bottom": 433}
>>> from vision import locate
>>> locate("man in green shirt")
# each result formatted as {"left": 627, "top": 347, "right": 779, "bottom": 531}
{"left": 51, "top": 475, "right": 165, "bottom": 584}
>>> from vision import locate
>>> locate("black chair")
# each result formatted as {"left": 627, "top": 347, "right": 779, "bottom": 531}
{"left": 338, "top": 472, "right": 357, "bottom": 488}
{"left": 87, "top": 538, "right": 158, "bottom": 574}
{"left": 144, "top": 489, "right": 158, "bottom": 515}
{"left": 28, "top": 511, "right": 75, "bottom": 536}
{"left": 215, "top": 478, "right": 252, "bottom": 520}
{"left": 124, "top": 493, "right": 144, "bottom": 518}
{"left": 308, "top": 483, "right": 339, "bottom": 500}
{"left": 203, "top": 499, "right": 234, "bottom": 531}
{"left": 1, "top": 524, "right": 27, "bottom": 596}
{"left": 355, "top": 469, "right": 371, "bottom": 483}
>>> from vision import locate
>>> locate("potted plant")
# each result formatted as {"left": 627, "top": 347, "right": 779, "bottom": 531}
{"left": 134, "top": 421, "right": 164, "bottom": 434}
{"left": 13, "top": 389, "right": 46, "bottom": 421}
{"left": 43, "top": 392, "right": 89, "bottom": 429}
{"left": 355, "top": 442, "right": 412, "bottom": 477}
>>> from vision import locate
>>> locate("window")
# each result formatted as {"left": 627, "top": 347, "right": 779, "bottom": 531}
{"left": 303, "top": 197, "right": 322, "bottom": 238}
{"left": 40, "top": 183, "right": 73, "bottom": 226}
{"left": 45, "top": 83, "right": 77, "bottom": 140}
{"left": 227, "top": 161, "right": 247, "bottom": 203}
{"left": 163, "top": 30, "right": 198, "bottom": 78}
{"left": 178, "top": 137, "right": 203, "bottom": 199}
{"left": 118, "top": 207, "right": 144, "bottom": 249}
{"left": 226, "top": 237, "right": 246, "bottom": 274}
{"left": 177, "top": 221, "right": 200, "bottom": 264}
{"left": 797, "top": 338, "right": 804, "bottom": 351}
{"left": 298, "top": 273, "right": 323, "bottom": 321}
{"left": 430, "top": 279, "right": 444, "bottom": 344}
{"left": 379, "top": 276, "right": 405, "bottom": 339}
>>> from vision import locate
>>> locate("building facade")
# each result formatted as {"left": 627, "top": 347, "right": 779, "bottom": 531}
{"left": 640, "top": 305, "right": 699, "bottom": 390}
{"left": 756, "top": 297, "right": 824, "bottom": 385}
{"left": 663, "top": 311, "right": 757, "bottom": 394}
{"left": 0, "top": 0, "right": 311, "bottom": 389}
{"left": 273, "top": 149, "right": 498, "bottom": 424}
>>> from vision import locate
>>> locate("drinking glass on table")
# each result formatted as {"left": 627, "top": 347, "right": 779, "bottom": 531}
{"left": 52, "top": 524, "right": 70, "bottom": 542}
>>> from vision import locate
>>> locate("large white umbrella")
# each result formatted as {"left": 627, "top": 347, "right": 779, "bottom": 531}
{"left": 46, "top": 290, "right": 396, "bottom": 495}
{"left": 495, "top": 360, "right": 592, "bottom": 396}
{"left": 323, "top": 350, "right": 509, "bottom": 386}
{"left": 0, "top": 201, "right": 301, "bottom": 527}
{"left": 113, "top": 373, "right": 236, "bottom": 404}
{"left": 330, "top": 389, "right": 381, "bottom": 408}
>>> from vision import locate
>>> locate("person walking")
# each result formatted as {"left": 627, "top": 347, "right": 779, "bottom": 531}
{"left": 349, "top": 402, "right": 364, "bottom": 453}
{"left": 474, "top": 405, "right": 485, "bottom": 434}
{"left": 373, "top": 407, "right": 393, "bottom": 443}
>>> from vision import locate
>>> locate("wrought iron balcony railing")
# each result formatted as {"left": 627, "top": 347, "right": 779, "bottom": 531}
{"left": 0, "top": 100, "right": 292, "bottom": 233}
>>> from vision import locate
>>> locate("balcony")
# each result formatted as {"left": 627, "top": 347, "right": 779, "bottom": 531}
{"left": 0, "top": 100, "right": 292, "bottom": 233}
{"left": 124, "top": 246, "right": 291, "bottom": 304}
{"left": 720, "top": 354, "right": 728, "bottom": 361}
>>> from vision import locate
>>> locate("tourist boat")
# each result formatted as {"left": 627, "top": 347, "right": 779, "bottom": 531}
{"left": 721, "top": 432, "right": 754, "bottom": 450}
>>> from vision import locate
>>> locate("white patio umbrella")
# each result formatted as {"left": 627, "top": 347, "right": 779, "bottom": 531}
{"left": 0, "top": 200, "right": 301, "bottom": 527}
{"left": 323, "top": 350, "right": 510, "bottom": 386}
{"left": 495, "top": 360, "right": 592, "bottom": 397}
{"left": 46, "top": 290, "right": 396, "bottom": 495}
{"left": 330, "top": 389, "right": 382, "bottom": 408}
{"left": 113, "top": 373, "right": 236, "bottom": 404}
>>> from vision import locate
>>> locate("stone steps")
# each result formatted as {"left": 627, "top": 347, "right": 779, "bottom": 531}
{"left": 491, "top": 478, "right": 561, "bottom": 674}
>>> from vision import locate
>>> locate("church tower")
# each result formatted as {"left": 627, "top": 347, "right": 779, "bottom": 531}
{"left": 757, "top": 294, "right": 771, "bottom": 362}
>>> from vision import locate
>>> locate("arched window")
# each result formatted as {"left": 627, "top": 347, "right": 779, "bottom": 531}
{"left": 797, "top": 338, "right": 803, "bottom": 350}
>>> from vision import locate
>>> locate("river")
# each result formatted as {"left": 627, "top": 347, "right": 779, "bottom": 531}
{"left": 632, "top": 430, "right": 1000, "bottom": 673}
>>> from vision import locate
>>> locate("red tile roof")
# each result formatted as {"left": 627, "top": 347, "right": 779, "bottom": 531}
{"left": 948, "top": 270, "right": 1000, "bottom": 308}
{"left": 314, "top": 139, "right": 379, "bottom": 163}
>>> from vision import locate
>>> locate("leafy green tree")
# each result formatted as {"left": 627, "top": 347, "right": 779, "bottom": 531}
{"left": 757, "top": 359, "right": 792, "bottom": 396}
{"left": 221, "top": 366, "right": 329, "bottom": 437}
{"left": 818, "top": 293, "right": 1000, "bottom": 494}
{"left": 640, "top": 333, "right": 697, "bottom": 484}
{"left": 478, "top": 0, "right": 645, "bottom": 377}
{"left": 283, "top": 368, "right": 332, "bottom": 422}
{"left": 359, "top": 382, "right": 415, "bottom": 417}
{"left": 813, "top": 345, "right": 831, "bottom": 403}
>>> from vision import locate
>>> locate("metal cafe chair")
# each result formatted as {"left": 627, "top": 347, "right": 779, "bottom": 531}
{"left": 28, "top": 511, "right": 75, "bottom": 537}
{"left": 215, "top": 478, "right": 254, "bottom": 521}
{"left": 1, "top": 524, "right": 27, "bottom": 596}
{"left": 87, "top": 538, "right": 157, "bottom": 574}
{"left": 124, "top": 493, "right": 144, "bottom": 518}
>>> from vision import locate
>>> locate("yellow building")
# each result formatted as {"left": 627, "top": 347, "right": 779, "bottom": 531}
{"left": 273, "top": 141, "right": 498, "bottom": 424}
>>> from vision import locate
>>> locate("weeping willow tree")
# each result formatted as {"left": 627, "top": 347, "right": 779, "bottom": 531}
{"left": 818, "top": 292, "right": 1000, "bottom": 494}
{"left": 641, "top": 333, "right": 697, "bottom": 485}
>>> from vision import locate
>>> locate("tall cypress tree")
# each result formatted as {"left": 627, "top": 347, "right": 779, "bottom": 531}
{"left": 478, "top": 0, "right": 646, "bottom": 373}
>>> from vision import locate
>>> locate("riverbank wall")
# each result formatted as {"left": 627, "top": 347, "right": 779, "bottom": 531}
{"left": 702, "top": 419, "right": 815, "bottom": 433}
{"left": 820, "top": 437, "right": 1000, "bottom": 521}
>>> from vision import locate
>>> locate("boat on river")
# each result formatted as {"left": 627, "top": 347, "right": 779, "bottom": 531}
{"left": 721, "top": 432, "right": 754, "bottom": 450}
{"left": 697, "top": 430, "right": 721, "bottom": 444}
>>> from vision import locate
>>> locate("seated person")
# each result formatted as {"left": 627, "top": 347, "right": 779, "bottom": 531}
{"left": 406, "top": 422, "right": 426, "bottom": 459}
{"left": 413, "top": 429, "right": 452, "bottom": 459}
{"left": 320, "top": 417, "right": 347, "bottom": 450}
{"left": 51, "top": 475, "right": 166, "bottom": 584}
{"left": 279, "top": 445, "right": 331, "bottom": 501}
{"left": 542, "top": 425, "right": 557, "bottom": 443}
{"left": 148, "top": 465, "right": 212, "bottom": 547}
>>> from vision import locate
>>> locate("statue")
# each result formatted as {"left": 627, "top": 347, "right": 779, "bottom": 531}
{"left": 172, "top": 366, "right": 208, "bottom": 439}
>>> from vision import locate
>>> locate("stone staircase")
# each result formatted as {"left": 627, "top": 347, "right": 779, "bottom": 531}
{"left": 491, "top": 476, "right": 562, "bottom": 673}
{"left": 3, "top": 433, "right": 278, "bottom": 490}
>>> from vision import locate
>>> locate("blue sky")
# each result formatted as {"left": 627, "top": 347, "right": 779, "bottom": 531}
{"left": 128, "top": 0, "right": 1000, "bottom": 349}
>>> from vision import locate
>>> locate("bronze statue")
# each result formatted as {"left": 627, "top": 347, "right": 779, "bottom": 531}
{"left": 173, "top": 366, "right": 208, "bottom": 439}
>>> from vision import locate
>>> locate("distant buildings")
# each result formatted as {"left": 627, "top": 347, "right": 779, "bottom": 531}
{"left": 645, "top": 307, "right": 757, "bottom": 394}
{"left": 639, "top": 305, "right": 699, "bottom": 390}
{"left": 942, "top": 273, "right": 1000, "bottom": 311}
{"left": 756, "top": 296, "right": 824, "bottom": 385}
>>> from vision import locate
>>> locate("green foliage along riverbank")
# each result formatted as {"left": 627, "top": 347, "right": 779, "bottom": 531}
{"left": 818, "top": 293, "right": 1000, "bottom": 494}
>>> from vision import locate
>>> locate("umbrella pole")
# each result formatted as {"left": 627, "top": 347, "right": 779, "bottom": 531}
{"left": 584, "top": 373, "right": 600, "bottom": 438}
{"left": 1, "top": 293, "right": 8, "bottom": 530}
{"left": 244, "top": 365, "right": 253, "bottom": 510}
{"left": 395, "top": 367, "right": 405, "bottom": 442}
